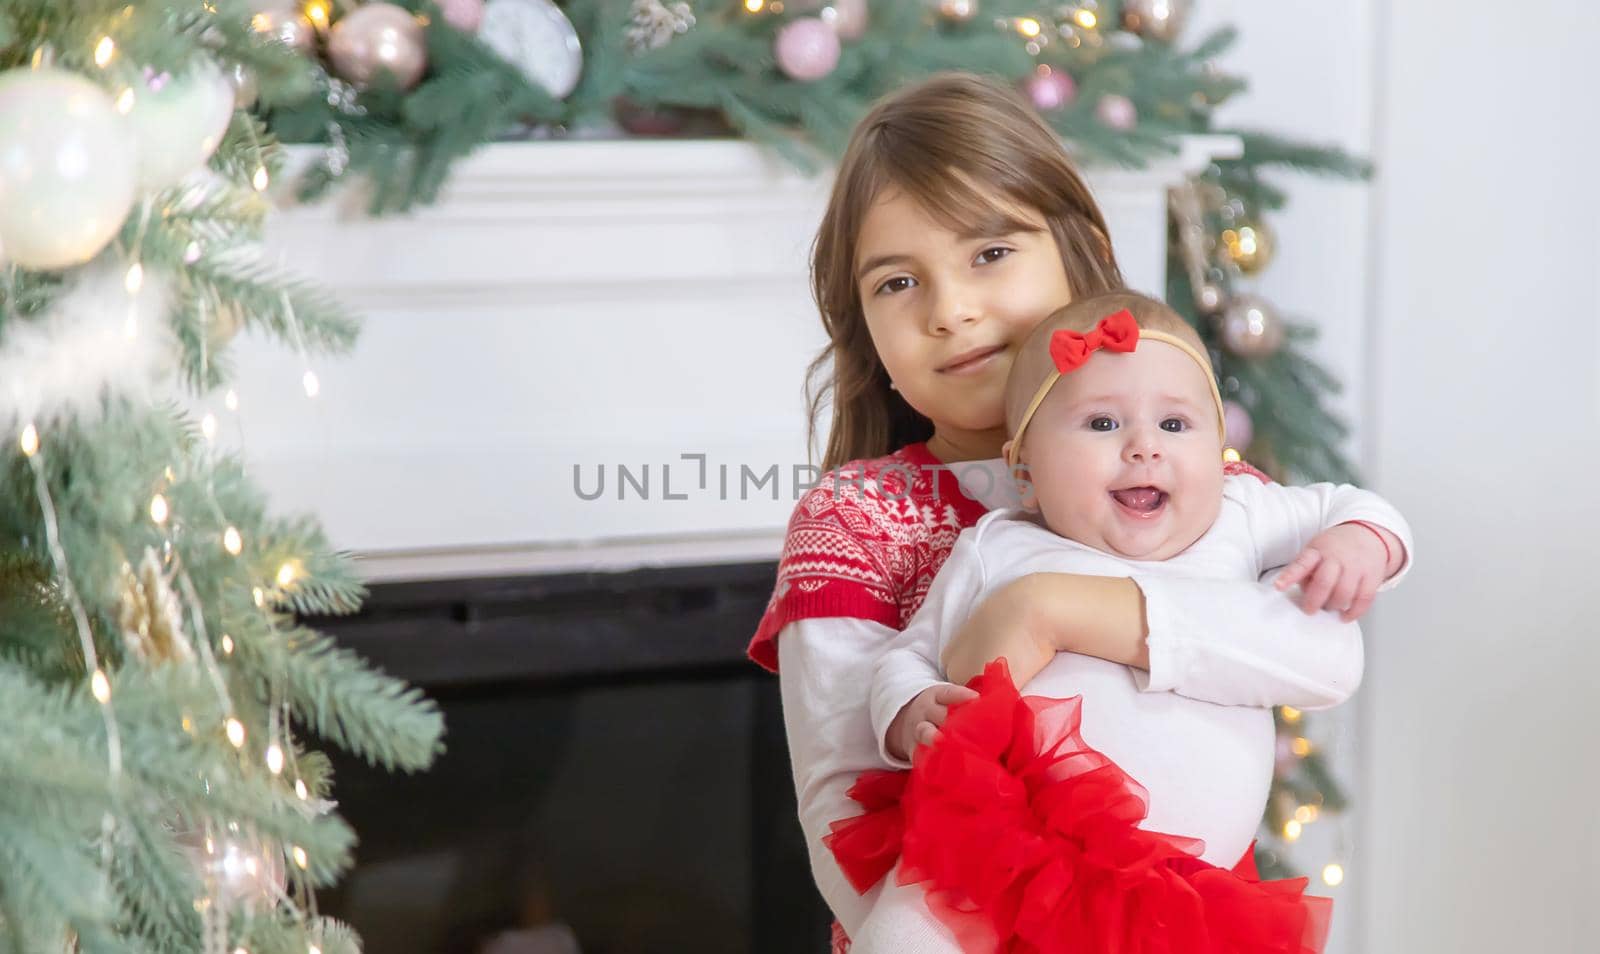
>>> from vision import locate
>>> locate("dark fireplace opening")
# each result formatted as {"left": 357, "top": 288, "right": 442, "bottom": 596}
{"left": 307, "top": 562, "right": 830, "bottom": 954}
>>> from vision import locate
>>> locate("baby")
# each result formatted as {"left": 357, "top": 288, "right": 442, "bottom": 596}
{"left": 841, "top": 290, "right": 1413, "bottom": 953}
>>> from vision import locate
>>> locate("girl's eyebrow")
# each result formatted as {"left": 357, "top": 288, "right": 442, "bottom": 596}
{"left": 856, "top": 252, "right": 913, "bottom": 281}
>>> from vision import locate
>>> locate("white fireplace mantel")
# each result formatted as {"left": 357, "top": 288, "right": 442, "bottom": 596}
{"left": 232, "top": 137, "right": 1238, "bottom": 582}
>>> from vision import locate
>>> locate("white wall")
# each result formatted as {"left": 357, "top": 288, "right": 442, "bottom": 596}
{"left": 1199, "top": 2, "right": 1600, "bottom": 951}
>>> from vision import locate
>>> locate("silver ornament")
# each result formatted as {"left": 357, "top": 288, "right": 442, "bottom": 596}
{"left": 1218, "top": 294, "right": 1284, "bottom": 359}
{"left": 327, "top": 3, "right": 429, "bottom": 91}
{"left": 1120, "top": 0, "right": 1187, "bottom": 43}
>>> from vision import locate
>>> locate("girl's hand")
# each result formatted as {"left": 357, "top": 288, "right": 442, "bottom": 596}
{"left": 885, "top": 683, "right": 979, "bottom": 763}
{"left": 941, "top": 576, "right": 1057, "bottom": 688}
{"left": 1274, "top": 523, "right": 1398, "bottom": 622}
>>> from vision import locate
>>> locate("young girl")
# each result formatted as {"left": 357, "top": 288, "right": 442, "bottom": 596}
{"left": 841, "top": 292, "right": 1411, "bottom": 952}
{"left": 747, "top": 72, "right": 1372, "bottom": 952}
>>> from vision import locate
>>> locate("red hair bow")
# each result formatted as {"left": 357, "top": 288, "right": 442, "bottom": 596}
{"left": 1048, "top": 308, "right": 1140, "bottom": 373}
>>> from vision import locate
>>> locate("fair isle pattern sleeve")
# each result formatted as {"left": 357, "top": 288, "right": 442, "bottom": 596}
{"left": 746, "top": 443, "right": 989, "bottom": 672}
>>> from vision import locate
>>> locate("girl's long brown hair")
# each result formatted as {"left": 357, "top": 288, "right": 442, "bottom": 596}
{"left": 807, "top": 71, "right": 1124, "bottom": 472}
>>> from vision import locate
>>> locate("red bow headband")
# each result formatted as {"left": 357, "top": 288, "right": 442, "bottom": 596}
{"left": 1048, "top": 308, "right": 1141, "bottom": 373}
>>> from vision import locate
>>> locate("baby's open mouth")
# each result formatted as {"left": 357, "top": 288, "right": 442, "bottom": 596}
{"left": 1110, "top": 487, "right": 1167, "bottom": 514}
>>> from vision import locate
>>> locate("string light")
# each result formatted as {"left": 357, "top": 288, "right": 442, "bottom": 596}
{"left": 292, "top": 845, "right": 309, "bottom": 869}
{"left": 1322, "top": 863, "right": 1345, "bottom": 887}
{"left": 115, "top": 87, "right": 134, "bottom": 113}
{"left": 1282, "top": 819, "right": 1302, "bottom": 841}
{"left": 252, "top": 166, "right": 270, "bottom": 191}
{"left": 1222, "top": 447, "right": 1241, "bottom": 463}
{"left": 94, "top": 36, "right": 115, "bottom": 67}
{"left": 743, "top": 0, "right": 763, "bottom": 10}
{"left": 252, "top": 586, "right": 265, "bottom": 607}
{"left": 181, "top": 714, "right": 195, "bottom": 734}
{"left": 225, "top": 717, "right": 246, "bottom": 748}
{"left": 220, "top": 634, "right": 234, "bottom": 655}
{"left": 251, "top": 12, "right": 272, "bottom": 32}
{"left": 149, "top": 493, "right": 170, "bottom": 525}
{"left": 303, "top": 0, "right": 330, "bottom": 29}
{"left": 1291, "top": 736, "right": 1313, "bottom": 757}
{"left": 276, "top": 560, "right": 299, "bottom": 587}
{"left": 265, "top": 743, "right": 284, "bottom": 775}
{"left": 91, "top": 669, "right": 112, "bottom": 703}
{"left": 1073, "top": 8, "right": 1098, "bottom": 29}
{"left": 1293, "top": 804, "right": 1317, "bottom": 825}
{"left": 1017, "top": 17, "right": 1042, "bottom": 37}
{"left": 201, "top": 412, "right": 218, "bottom": 442}
{"left": 302, "top": 370, "right": 320, "bottom": 398}
{"left": 224, "top": 389, "right": 240, "bottom": 412}
{"left": 223, "top": 526, "right": 242, "bottom": 555}
{"left": 310, "top": 945, "right": 322, "bottom": 954}
{"left": 20, "top": 423, "right": 39, "bottom": 457}
{"left": 124, "top": 262, "right": 143, "bottom": 293}
{"left": 295, "top": 779, "right": 309, "bottom": 800}
{"left": 1280, "top": 705, "right": 1303, "bottom": 724}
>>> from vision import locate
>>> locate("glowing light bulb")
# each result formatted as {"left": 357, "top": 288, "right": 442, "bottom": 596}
{"left": 115, "top": 87, "right": 134, "bottom": 113}
{"left": 94, "top": 36, "right": 115, "bottom": 67}
{"left": 201, "top": 413, "right": 218, "bottom": 442}
{"left": 20, "top": 423, "right": 39, "bottom": 457}
{"left": 276, "top": 561, "right": 299, "bottom": 587}
{"left": 1017, "top": 18, "right": 1042, "bottom": 37}
{"left": 302, "top": 370, "right": 320, "bottom": 397}
{"left": 91, "top": 669, "right": 111, "bottom": 703}
{"left": 150, "top": 494, "right": 169, "bottom": 525}
{"left": 224, "top": 389, "right": 239, "bottom": 411}
{"left": 252, "top": 166, "right": 269, "bottom": 191}
{"left": 223, "top": 526, "right": 242, "bottom": 555}
{"left": 1283, "top": 819, "right": 1302, "bottom": 841}
{"left": 265, "top": 743, "right": 284, "bottom": 775}
{"left": 225, "top": 717, "right": 246, "bottom": 748}
{"left": 1074, "top": 9, "right": 1098, "bottom": 29}
{"left": 1291, "top": 737, "right": 1313, "bottom": 757}
{"left": 292, "top": 845, "right": 308, "bottom": 869}
{"left": 220, "top": 634, "right": 235, "bottom": 655}
{"left": 1280, "top": 705, "right": 1303, "bottom": 724}
{"left": 124, "top": 262, "right": 143, "bottom": 293}
{"left": 1322, "top": 863, "right": 1344, "bottom": 887}
{"left": 295, "top": 779, "right": 309, "bottom": 800}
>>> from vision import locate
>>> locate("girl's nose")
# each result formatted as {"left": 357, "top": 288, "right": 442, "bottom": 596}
{"left": 926, "top": 280, "right": 980, "bottom": 334}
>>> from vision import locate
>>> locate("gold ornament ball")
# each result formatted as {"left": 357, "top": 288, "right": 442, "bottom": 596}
{"left": 249, "top": 0, "right": 316, "bottom": 54}
{"left": 1121, "top": 0, "right": 1188, "bottom": 43}
{"left": 327, "top": 3, "right": 430, "bottom": 91}
{"left": 1220, "top": 220, "right": 1275, "bottom": 274}
{"left": 937, "top": 0, "right": 978, "bottom": 23}
{"left": 1218, "top": 294, "right": 1284, "bottom": 359}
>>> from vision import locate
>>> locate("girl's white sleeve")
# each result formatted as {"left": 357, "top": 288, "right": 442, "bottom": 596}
{"left": 1132, "top": 570, "right": 1365, "bottom": 710}
{"left": 775, "top": 616, "right": 899, "bottom": 938}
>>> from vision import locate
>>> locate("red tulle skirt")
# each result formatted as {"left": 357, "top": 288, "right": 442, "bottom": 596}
{"left": 825, "top": 660, "right": 1331, "bottom": 954}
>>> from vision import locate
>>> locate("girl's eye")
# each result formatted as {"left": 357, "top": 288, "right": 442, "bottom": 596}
{"left": 975, "top": 246, "right": 1013, "bottom": 265}
{"left": 874, "top": 275, "right": 915, "bottom": 296}
{"left": 1161, "top": 418, "right": 1188, "bottom": 433}
{"left": 1089, "top": 416, "right": 1117, "bottom": 432}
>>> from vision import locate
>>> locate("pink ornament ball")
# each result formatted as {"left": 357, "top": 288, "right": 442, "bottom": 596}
{"left": 438, "top": 0, "right": 485, "bottom": 33}
{"left": 1022, "top": 68, "right": 1076, "bottom": 112}
{"left": 1223, "top": 400, "right": 1253, "bottom": 449}
{"left": 775, "top": 17, "right": 842, "bottom": 82}
{"left": 1095, "top": 93, "right": 1138, "bottom": 130}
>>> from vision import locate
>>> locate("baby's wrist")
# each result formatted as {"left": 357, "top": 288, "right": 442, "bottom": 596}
{"left": 1339, "top": 520, "right": 1401, "bottom": 577}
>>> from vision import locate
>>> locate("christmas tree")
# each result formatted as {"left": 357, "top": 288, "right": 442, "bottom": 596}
{"left": 251, "top": 0, "right": 1363, "bottom": 885}
{"left": 0, "top": 2, "right": 442, "bottom": 951}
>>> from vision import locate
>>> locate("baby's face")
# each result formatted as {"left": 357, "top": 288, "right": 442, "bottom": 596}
{"left": 1016, "top": 340, "right": 1225, "bottom": 561}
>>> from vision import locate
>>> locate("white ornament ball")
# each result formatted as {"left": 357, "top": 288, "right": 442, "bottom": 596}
{"left": 0, "top": 67, "right": 137, "bottom": 270}
{"left": 127, "top": 60, "right": 237, "bottom": 191}
{"left": 775, "top": 17, "right": 842, "bottom": 82}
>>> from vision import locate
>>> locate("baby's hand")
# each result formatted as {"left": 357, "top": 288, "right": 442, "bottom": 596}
{"left": 1274, "top": 523, "right": 1392, "bottom": 622}
{"left": 885, "top": 683, "right": 979, "bottom": 763}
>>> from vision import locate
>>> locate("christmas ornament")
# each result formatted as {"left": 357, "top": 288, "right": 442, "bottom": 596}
{"left": 127, "top": 60, "right": 236, "bottom": 191}
{"left": 822, "top": 0, "right": 869, "bottom": 41}
{"left": 1222, "top": 400, "right": 1253, "bottom": 450}
{"left": 480, "top": 0, "right": 584, "bottom": 99}
{"left": 248, "top": 0, "right": 316, "bottom": 54}
{"left": 225, "top": 61, "right": 258, "bottom": 109}
{"left": 327, "top": 3, "right": 429, "bottom": 91}
{"left": 774, "top": 17, "right": 841, "bottom": 82}
{"left": 936, "top": 0, "right": 978, "bottom": 23}
{"left": 1120, "top": 0, "right": 1187, "bottom": 43}
{"left": 625, "top": 0, "right": 696, "bottom": 53}
{"left": 1094, "top": 93, "right": 1137, "bottom": 129}
{"left": 118, "top": 548, "right": 195, "bottom": 664}
{"left": 1219, "top": 219, "right": 1275, "bottom": 274}
{"left": 1218, "top": 294, "right": 1284, "bottom": 359}
{"left": 1021, "top": 67, "right": 1075, "bottom": 111}
{"left": 438, "top": 0, "right": 487, "bottom": 33}
{"left": 1195, "top": 282, "right": 1224, "bottom": 314}
{"left": 177, "top": 828, "right": 287, "bottom": 910}
{"left": 0, "top": 67, "right": 136, "bottom": 270}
